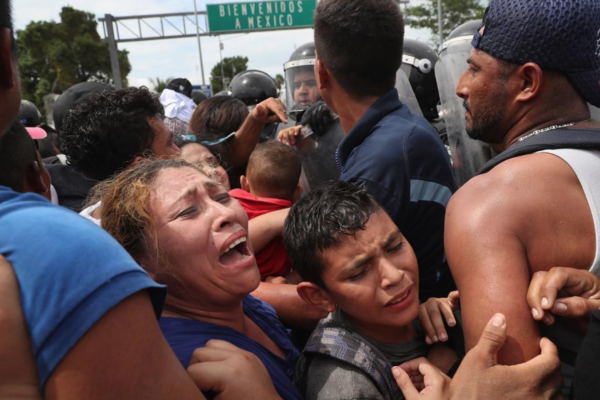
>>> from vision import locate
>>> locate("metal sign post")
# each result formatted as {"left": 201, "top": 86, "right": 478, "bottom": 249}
{"left": 206, "top": 0, "right": 316, "bottom": 34}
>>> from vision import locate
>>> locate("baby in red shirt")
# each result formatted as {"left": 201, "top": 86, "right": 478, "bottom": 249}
{"left": 230, "top": 141, "right": 303, "bottom": 282}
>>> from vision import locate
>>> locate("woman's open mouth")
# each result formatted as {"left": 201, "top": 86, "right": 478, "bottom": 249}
{"left": 219, "top": 236, "right": 253, "bottom": 268}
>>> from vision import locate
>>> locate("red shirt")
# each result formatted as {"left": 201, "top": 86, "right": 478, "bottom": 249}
{"left": 230, "top": 189, "right": 292, "bottom": 280}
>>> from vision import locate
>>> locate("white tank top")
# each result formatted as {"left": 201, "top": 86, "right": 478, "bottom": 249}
{"left": 538, "top": 149, "right": 600, "bottom": 276}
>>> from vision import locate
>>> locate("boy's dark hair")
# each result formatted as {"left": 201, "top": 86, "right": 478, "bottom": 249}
{"left": 246, "top": 141, "right": 301, "bottom": 200}
{"left": 314, "top": 0, "right": 404, "bottom": 99}
{"left": 0, "top": 120, "right": 36, "bottom": 191}
{"left": 284, "top": 180, "right": 380, "bottom": 288}
{"left": 60, "top": 87, "right": 164, "bottom": 182}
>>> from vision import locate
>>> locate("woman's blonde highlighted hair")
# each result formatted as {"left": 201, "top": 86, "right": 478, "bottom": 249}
{"left": 94, "top": 158, "right": 219, "bottom": 262}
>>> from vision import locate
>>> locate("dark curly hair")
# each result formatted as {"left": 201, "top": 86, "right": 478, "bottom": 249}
{"left": 284, "top": 180, "right": 381, "bottom": 288}
{"left": 60, "top": 87, "right": 164, "bottom": 182}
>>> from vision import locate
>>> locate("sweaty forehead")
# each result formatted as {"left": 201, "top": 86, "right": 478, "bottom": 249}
{"left": 152, "top": 167, "right": 216, "bottom": 197}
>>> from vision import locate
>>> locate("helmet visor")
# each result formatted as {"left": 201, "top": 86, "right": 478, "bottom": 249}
{"left": 283, "top": 60, "right": 319, "bottom": 119}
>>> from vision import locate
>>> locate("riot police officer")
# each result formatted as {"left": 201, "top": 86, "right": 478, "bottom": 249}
{"left": 400, "top": 38, "right": 440, "bottom": 121}
{"left": 278, "top": 42, "right": 345, "bottom": 191}
{"left": 436, "top": 20, "right": 495, "bottom": 187}
{"left": 282, "top": 42, "right": 320, "bottom": 120}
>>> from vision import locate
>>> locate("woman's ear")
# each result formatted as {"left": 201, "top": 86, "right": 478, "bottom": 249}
{"left": 297, "top": 282, "right": 336, "bottom": 313}
{"left": 135, "top": 254, "right": 157, "bottom": 280}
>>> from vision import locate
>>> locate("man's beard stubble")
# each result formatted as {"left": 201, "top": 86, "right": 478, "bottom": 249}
{"left": 463, "top": 88, "right": 507, "bottom": 145}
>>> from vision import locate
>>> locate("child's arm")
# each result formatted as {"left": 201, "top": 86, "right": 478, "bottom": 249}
{"left": 248, "top": 208, "right": 290, "bottom": 253}
{"left": 419, "top": 291, "right": 459, "bottom": 345}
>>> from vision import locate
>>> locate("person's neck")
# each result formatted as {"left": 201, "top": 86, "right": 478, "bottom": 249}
{"left": 502, "top": 103, "right": 594, "bottom": 151}
{"left": 344, "top": 312, "right": 417, "bottom": 344}
{"left": 162, "top": 295, "right": 247, "bottom": 334}
{"left": 329, "top": 92, "right": 380, "bottom": 134}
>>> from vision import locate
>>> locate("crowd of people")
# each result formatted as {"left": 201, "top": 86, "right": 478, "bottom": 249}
{"left": 0, "top": 0, "right": 599, "bottom": 399}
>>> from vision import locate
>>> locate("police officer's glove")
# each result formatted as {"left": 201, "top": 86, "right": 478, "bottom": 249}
{"left": 299, "top": 101, "right": 333, "bottom": 136}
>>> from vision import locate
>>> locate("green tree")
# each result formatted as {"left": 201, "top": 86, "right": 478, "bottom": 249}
{"left": 275, "top": 74, "right": 284, "bottom": 90}
{"left": 406, "top": 0, "right": 486, "bottom": 46}
{"left": 210, "top": 56, "right": 249, "bottom": 93}
{"left": 17, "top": 6, "right": 131, "bottom": 116}
{"left": 150, "top": 77, "right": 174, "bottom": 94}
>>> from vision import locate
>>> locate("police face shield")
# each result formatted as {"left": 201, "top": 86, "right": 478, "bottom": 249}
{"left": 396, "top": 65, "right": 423, "bottom": 116}
{"left": 436, "top": 36, "right": 495, "bottom": 187}
{"left": 283, "top": 61, "right": 319, "bottom": 121}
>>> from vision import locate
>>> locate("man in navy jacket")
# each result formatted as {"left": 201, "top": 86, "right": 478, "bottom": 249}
{"left": 313, "top": 0, "right": 457, "bottom": 301}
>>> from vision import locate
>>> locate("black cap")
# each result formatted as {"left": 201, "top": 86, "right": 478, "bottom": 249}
{"left": 166, "top": 78, "right": 193, "bottom": 98}
{"left": 19, "top": 100, "right": 42, "bottom": 127}
{"left": 53, "top": 82, "right": 113, "bottom": 132}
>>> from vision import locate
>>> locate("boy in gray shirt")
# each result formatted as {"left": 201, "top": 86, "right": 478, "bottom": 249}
{"left": 284, "top": 181, "right": 463, "bottom": 400}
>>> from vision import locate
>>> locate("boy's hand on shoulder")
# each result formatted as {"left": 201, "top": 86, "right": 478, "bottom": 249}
{"left": 393, "top": 358, "right": 451, "bottom": 400}
{"left": 419, "top": 291, "right": 459, "bottom": 345}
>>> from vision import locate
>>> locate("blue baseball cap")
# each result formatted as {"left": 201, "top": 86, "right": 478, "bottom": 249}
{"left": 472, "top": 0, "right": 600, "bottom": 107}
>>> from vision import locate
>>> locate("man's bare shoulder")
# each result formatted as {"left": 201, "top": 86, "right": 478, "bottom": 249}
{"left": 448, "top": 152, "right": 575, "bottom": 229}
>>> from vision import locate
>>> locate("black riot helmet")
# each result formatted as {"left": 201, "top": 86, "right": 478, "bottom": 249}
{"left": 19, "top": 100, "right": 42, "bottom": 127}
{"left": 400, "top": 38, "right": 440, "bottom": 121}
{"left": 230, "top": 70, "right": 278, "bottom": 107}
{"left": 288, "top": 42, "right": 315, "bottom": 64}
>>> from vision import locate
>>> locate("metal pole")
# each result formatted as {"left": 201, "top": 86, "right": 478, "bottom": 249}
{"left": 193, "top": 0, "right": 206, "bottom": 85}
{"left": 219, "top": 36, "right": 225, "bottom": 90}
{"left": 105, "top": 14, "right": 123, "bottom": 89}
{"left": 437, "top": 0, "right": 444, "bottom": 48}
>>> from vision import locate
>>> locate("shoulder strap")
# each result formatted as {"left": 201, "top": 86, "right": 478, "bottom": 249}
{"left": 478, "top": 128, "right": 600, "bottom": 174}
{"left": 297, "top": 319, "right": 403, "bottom": 400}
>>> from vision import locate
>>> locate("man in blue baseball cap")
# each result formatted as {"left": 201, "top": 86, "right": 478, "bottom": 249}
{"left": 445, "top": 0, "right": 600, "bottom": 394}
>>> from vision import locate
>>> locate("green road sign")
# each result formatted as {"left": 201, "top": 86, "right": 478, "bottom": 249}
{"left": 207, "top": 0, "right": 316, "bottom": 34}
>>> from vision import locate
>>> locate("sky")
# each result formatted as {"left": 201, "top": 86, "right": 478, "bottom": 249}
{"left": 14, "top": 0, "right": 432, "bottom": 91}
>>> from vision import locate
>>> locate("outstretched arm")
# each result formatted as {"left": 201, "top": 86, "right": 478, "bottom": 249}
{"left": 228, "top": 98, "right": 288, "bottom": 168}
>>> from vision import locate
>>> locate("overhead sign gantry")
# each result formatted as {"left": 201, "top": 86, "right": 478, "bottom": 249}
{"left": 99, "top": 0, "right": 317, "bottom": 89}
